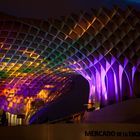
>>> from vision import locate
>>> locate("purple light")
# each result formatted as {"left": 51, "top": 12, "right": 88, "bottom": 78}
{"left": 114, "top": 73, "right": 119, "bottom": 101}
{"left": 101, "top": 66, "right": 107, "bottom": 102}
{"left": 132, "top": 66, "right": 136, "bottom": 84}
{"left": 96, "top": 71, "right": 101, "bottom": 102}
{"left": 71, "top": 56, "right": 138, "bottom": 107}
{"left": 119, "top": 65, "right": 123, "bottom": 100}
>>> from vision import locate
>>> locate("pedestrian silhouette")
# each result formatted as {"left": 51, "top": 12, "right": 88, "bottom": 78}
{"left": 1, "top": 110, "right": 6, "bottom": 126}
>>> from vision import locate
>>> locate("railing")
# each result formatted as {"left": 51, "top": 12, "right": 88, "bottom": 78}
{"left": 48, "top": 111, "right": 85, "bottom": 124}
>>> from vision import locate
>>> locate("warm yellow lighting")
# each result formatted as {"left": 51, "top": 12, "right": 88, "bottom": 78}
{"left": 18, "top": 118, "right": 22, "bottom": 125}
{"left": 25, "top": 97, "right": 33, "bottom": 116}
{"left": 9, "top": 102, "right": 13, "bottom": 108}
{"left": 37, "top": 89, "right": 49, "bottom": 99}
{"left": 44, "top": 85, "right": 55, "bottom": 88}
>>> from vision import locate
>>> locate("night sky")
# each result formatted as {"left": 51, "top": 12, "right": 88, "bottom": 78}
{"left": 0, "top": 0, "right": 140, "bottom": 18}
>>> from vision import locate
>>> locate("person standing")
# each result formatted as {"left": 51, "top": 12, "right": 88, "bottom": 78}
{"left": 1, "top": 110, "right": 7, "bottom": 126}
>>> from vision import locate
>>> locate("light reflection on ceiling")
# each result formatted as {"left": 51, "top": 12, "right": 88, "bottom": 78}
{"left": 0, "top": 6, "right": 140, "bottom": 118}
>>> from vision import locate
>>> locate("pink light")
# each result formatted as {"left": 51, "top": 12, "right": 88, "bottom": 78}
{"left": 114, "top": 73, "right": 119, "bottom": 101}
{"left": 96, "top": 71, "right": 101, "bottom": 102}
{"left": 101, "top": 66, "right": 107, "bottom": 101}
{"left": 119, "top": 65, "right": 123, "bottom": 100}
{"left": 132, "top": 66, "right": 136, "bottom": 84}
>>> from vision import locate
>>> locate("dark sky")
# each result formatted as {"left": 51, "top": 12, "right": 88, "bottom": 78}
{"left": 0, "top": 0, "right": 140, "bottom": 18}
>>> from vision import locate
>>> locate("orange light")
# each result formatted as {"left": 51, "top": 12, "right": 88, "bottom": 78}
{"left": 44, "top": 85, "right": 55, "bottom": 88}
{"left": 37, "top": 89, "right": 49, "bottom": 99}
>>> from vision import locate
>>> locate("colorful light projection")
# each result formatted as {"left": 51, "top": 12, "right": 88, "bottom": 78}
{"left": 0, "top": 44, "right": 74, "bottom": 116}
{"left": 0, "top": 6, "right": 140, "bottom": 117}
{"left": 63, "top": 7, "right": 140, "bottom": 106}
{"left": 0, "top": 63, "right": 73, "bottom": 116}
{"left": 71, "top": 59, "right": 137, "bottom": 106}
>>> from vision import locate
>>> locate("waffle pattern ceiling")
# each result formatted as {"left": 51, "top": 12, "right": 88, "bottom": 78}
{"left": 0, "top": 6, "right": 140, "bottom": 115}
